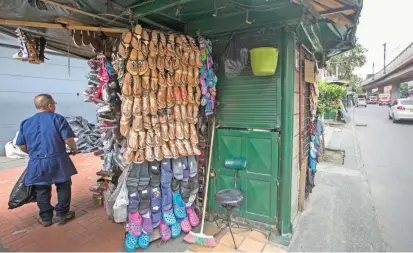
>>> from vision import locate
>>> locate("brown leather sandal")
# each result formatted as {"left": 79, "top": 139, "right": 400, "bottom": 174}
{"left": 159, "top": 32, "right": 166, "bottom": 56}
{"left": 127, "top": 49, "right": 139, "bottom": 76}
{"left": 149, "top": 30, "right": 159, "bottom": 55}
{"left": 131, "top": 25, "right": 142, "bottom": 50}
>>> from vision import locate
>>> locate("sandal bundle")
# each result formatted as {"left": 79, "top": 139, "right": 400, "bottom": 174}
{"left": 117, "top": 26, "right": 205, "bottom": 168}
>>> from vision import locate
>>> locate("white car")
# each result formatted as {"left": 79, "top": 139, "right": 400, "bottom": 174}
{"left": 389, "top": 98, "right": 413, "bottom": 123}
{"left": 357, "top": 98, "right": 367, "bottom": 107}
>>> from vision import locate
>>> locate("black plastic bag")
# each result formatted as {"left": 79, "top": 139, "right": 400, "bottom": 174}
{"left": 222, "top": 34, "right": 248, "bottom": 79}
{"left": 8, "top": 168, "right": 36, "bottom": 209}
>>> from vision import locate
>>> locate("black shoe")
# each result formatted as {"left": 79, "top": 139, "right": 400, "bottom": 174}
{"left": 39, "top": 219, "right": 53, "bottom": 227}
{"left": 55, "top": 211, "right": 76, "bottom": 226}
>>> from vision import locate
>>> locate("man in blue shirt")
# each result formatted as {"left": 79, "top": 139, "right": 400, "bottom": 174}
{"left": 16, "top": 94, "right": 78, "bottom": 227}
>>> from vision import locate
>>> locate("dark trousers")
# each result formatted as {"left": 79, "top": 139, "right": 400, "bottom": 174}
{"left": 35, "top": 180, "right": 72, "bottom": 221}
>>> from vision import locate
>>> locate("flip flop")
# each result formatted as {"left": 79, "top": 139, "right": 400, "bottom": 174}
{"left": 171, "top": 222, "right": 181, "bottom": 238}
{"left": 138, "top": 232, "right": 150, "bottom": 249}
{"left": 128, "top": 192, "right": 139, "bottom": 214}
{"left": 149, "top": 161, "right": 161, "bottom": 187}
{"left": 186, "top": 207, "right": 199, "bottom": 227}
{"left": 180, "top": 217, "right": 192, "bottom": 233}
{"left": 124, "top": 232, "right": 138, "bottom": 252}
{"left": 161, "top": 159, "right": 173, "bottom": 210}
{"left": 180, "top": 180, "right": 190, "bottom": 204}
{"left": 159, "top": 219, "right": 171, "bottom": 241}
{"left": 173, "top": 192, "right": 187, "bottom": 219}
{"left": 172, "top": 158, "right": 184, "bottom": 180}
{"left": 180, "top": 156, "right": 189, "bottom": 181}
{"left": 142, "top": 211, "right": 153, "bottom": 234}
{"left": 138, "top": 188, "right": 151, "bottom": 215}
{"left": 128, "top": 211, "right": 142, "bottom": 236}
{"left": 162, "top": 208, "right": 176, "bottom": 226}
{"left": 150, "top": 186, "right": 162, "bottom": 225}
{"left": 187, "top": 155, "right": 197, "bottom": 177}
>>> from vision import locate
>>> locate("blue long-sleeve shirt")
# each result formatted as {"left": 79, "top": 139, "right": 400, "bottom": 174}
{"left": 15, "top": 112, "right": 77, "bottom": 185}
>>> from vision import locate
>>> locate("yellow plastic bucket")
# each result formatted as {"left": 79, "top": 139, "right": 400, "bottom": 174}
{"left": 250, "top": 47, "right": 279, "bottom": 76}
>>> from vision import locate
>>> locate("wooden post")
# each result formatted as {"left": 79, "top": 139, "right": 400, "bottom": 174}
{"left": 39, "top": 0, "right": 126, "bottom": 27}
{"left": 0, "top": 19, "right": 127, "bottom": 33}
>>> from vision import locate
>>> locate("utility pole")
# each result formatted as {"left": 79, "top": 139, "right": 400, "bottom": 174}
{"left": 383, "top": 43, "right": 387, "bottom": 74}
{"left": 330, "top": 61, "right": 342, "bottom": 79}
{"left": 372, "top": 63, "right": 375, "bottom": 80}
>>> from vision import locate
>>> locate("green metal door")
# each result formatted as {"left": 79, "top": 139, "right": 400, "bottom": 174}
{"left": 209, "top": 129, "right": 279, "bottom": 224}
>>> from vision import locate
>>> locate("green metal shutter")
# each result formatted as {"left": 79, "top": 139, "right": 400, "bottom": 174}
{"left": 215, "top": 34, "right": 282, "bottom": 130}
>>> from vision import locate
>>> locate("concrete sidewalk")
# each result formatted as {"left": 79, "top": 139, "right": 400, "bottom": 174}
{"left": 289, "top": 119, "right": 386, "bottom": 252}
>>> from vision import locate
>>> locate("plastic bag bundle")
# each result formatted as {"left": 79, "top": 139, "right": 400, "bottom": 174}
{"left": 65, "top": 116, "right": 101, "bottom": 153}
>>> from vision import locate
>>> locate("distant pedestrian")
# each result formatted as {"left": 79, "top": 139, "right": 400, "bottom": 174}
{"left": 16, "top": 94, "right": 78, "bottom": 227}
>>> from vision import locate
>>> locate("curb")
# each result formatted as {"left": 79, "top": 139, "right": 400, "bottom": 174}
{"left": 350, "top": 106, "right": 364, "bottom": 169}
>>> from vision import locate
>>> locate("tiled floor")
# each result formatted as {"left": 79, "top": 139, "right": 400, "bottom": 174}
{"left": 187, "top": 223, "right": 287, "bottom": 253}
{"left": 0, "top": 153, "right": 287, "bottom": 252}
{"left": 0, "top": 153, "right": 125, "bottom": 252}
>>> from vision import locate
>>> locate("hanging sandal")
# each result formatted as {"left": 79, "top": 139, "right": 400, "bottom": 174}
{"left": 138, "top": 232, "right": 150, "bottom": 249}
{"left": 124, "top": 232, "right": 138, "bottom": 252}
{"left": 142, "top": 211, "right": 154, "bottom": 234}
{"left": 186, "top": 207, "right": 200, "bottom": 227}
{"left": 180, "top": 217, "right": 192, "bottom": 233}
{"left": 128, "top": 211, "right": 143, "bottom": 236}
{"left": 159, "top": 219, "right": 171, "bottom": 241}
{"left": 170, "top": 222, "right": 181, "bottom": 238}
{"left": 162, "top": 208, "right": 177, "bottom": 226}
{"left": 173, "top": 192, "right": 187, "bottom": 219}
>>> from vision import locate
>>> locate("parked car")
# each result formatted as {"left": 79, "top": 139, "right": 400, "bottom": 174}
{"left": 357, "top": 98, "right": 367, "bottom": 107}
{"left": 388, "top": 98, "right": 413, "bottom": 123}
{"left": 378, "top": 93, "right": 391, "bottom": 106}
{"left": 368, "top": 96, "right": 377, "bottom": 104}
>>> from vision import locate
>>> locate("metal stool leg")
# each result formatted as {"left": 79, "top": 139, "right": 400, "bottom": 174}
{"left": 227, "top": 207, "right": 238, "bottom": 249}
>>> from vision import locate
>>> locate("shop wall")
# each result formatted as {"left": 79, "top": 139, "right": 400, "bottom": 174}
{"left": 0, "top": 34, "right": 96, "bottom": 155}
{"left": 291, "top": 64, "right": 300, "bottom": 222}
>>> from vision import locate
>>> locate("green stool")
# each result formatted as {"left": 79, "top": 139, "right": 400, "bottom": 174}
{"left": 214, "top": 157, "right": 251, "bottom": 249}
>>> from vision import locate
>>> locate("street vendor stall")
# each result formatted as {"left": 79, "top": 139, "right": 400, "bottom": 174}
{"left": 1, "top": 0, "right": 362, "bottom": 249}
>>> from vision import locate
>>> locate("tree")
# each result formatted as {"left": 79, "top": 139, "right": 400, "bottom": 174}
{"left": 317, "top": 81, "right": 347, "bottom": 115}
{"left": 400, "top": 82, "right": 409, "bottom": 98}
{"left": 327, "top": 43, "right": 367, "bottom": 80}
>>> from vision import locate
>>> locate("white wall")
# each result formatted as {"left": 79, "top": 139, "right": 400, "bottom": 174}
{"left": 0, "top": 33, "right": 96, "bottom": 155}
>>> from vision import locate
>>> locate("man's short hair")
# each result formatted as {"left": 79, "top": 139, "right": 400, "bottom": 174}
{"left": 34, "top": 94, "right": 54, "bottom": 110}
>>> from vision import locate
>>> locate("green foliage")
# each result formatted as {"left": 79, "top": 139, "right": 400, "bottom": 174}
{"left": 352, "top": 84, "right": 363, "bottom": 94}
{"left": 327, "top": 43, "right": 367, "bottom": 80}
{"left": 317, "top": 81, "right": 347, "bottom": 116}
{"left": 400, "top": 82, "right": 409, "bottom": 98}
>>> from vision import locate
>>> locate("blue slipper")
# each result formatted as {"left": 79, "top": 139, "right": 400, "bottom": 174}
{"left": 124, "top": 232, "right": 138, "bottom": 252}
{"left": 170, "top": 222, "right": 181, "bottom": 238}
{"left": 162, "top": 208, "right": 177, "bottom": 226}
{"left": 138, "top": 232, "right": 150, "bottom": 249}
{"left": 173, "top": 192, "right": 187, "bottom": 219}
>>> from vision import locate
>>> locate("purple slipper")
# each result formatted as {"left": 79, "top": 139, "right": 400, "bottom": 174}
{"left": 142, "top": 211, "right": 153, "bottom": 234}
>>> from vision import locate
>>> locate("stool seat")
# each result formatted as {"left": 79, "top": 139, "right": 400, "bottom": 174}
{"left": 215, "top": 189, "right": 244, "bottom": 206}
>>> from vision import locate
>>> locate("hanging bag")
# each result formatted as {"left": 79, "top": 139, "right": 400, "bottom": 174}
{"left": 108, "top": 166, "right": 130, "bottom": 221}
{"left": 222, "top": 35, "right": 248, "bottom": 79}
{"left": 8, "top": 168, "right": 36, "bottom": 209}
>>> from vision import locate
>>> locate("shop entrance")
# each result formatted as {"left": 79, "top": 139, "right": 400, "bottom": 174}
{"left": 209, "top": 129, "right": 279, "bottom": 224}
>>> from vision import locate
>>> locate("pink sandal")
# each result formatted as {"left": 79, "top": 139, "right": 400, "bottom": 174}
{"left": 128, "top": 212, "right": 142, "bottom": 236}
{"left": 186, "top": 207, "right": 199, "bottom": 227}
{"left": 159, "top": 220, "right": 171, "bottom": 241}
{"left": 180, "top": 217, "right": 192, "bottom": 233}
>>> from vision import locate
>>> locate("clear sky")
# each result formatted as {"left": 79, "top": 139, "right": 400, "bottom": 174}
{"left": 355, "top": 0, "right": 413, "bottom": 79}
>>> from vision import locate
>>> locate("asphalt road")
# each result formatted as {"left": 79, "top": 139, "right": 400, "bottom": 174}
{"left": 354, "top": 104, "right": 413, "bottom": 251}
